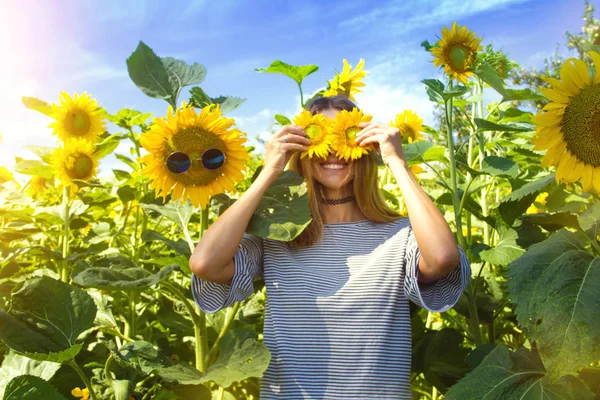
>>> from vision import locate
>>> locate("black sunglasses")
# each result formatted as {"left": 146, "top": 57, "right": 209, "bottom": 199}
{"left": 165, "top": 149, "right": 225, "bottom": 174}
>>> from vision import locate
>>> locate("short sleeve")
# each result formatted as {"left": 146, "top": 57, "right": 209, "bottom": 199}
{"left": 403, "top": 225, "right": 471, "bottom": 312}
{"left": 191, "top": 232, "right": 264, "bottom": 314}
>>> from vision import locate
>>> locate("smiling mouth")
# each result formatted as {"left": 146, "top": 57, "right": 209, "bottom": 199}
{"left": 320, "top": 163, "right": 348, "bottom": 170}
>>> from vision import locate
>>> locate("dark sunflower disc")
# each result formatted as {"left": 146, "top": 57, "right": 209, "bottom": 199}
{"left": 202, "top": 148, "right": 225, "bottom": 170}
{"left": 166, "top": 152, "right": 191, "bottom": 173}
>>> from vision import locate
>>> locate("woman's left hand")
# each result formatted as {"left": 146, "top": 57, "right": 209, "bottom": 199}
{"left": 355, "top": 122, "right": 405, "bottom": 167}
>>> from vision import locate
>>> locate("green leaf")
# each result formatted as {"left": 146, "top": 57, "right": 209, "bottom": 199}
{"left": 126, "top": 41, "right": 172, "bottom": 100}
{"left": 274, "top": 114, "right": 292, "bottom": 126}
{"left": 201, "top": 329, "right": 271, "bottom": 388}
{"left": 521, "top": 212, "right": 579, "bottom": 231}
{"left": 118, "top": 341, "right": 171, "bottom": 375}
{"left": 21, "top": 97, "right": 53, "bottom": 117}
{"left": 71, "top": 255, "right": 180, "bottom": 292}
{"left": 22, "top": 146, "right": 54, "bottom": 164}
{"left": 479, "top": 226, "right": 524, "bottom": 266}
{"left": 474, "top": 118, "right": 531, "bottom": 132}
{"left": 247, "top": 170, "right": 311, "bottom": 241}
{"left": 422, "top": 79, "right": 445, "bottom": 103}
{"left": 107, "top": 109, "right": 153, "bottom": 129}
{"left": 141, "top": 230, "right": 191, "bottom": 257}
{"left": 501, "top": 88, "right": 546, "bottom": 102}
{"left": 577, "top": 202, "right": 600, "bottom": 241}
{"left": 442, "top": 85, "right": 469, "bottom": 101}
{"left": 403, "top": 142, "right": 433, "bottom": 163}
{"left": 141, "top": 202, "right": 195, "bottom": 233}
{"left": 500, "top": 107, "right": 533, "bottom": 124}
{"left": 210, "top": 194, "right": 235, "bottom": 217}
{"left": 189, "top": 87, "right": 212, "bottom": 108}
{"left": 4, "top": 375, "right": 68, "bottom": 400}
{"left": 115, "top": 154, "right": 138, "bottom": 170}
{"left": 481, "top": 156, "right": 519, "bottom": 178}
{"left": 14, "top": 160, "right": 52, "bottom": 179}
{"left": 256, "top": 60, "right": 318, "bottom": 86}
{"left": 0, "top": 277, "right": 96, "bottom": 358}
{"left": 445, "top": 345, "right": 595, "bottom": 400}
{"left": 474, "top": 62, "right": 506, "bottom": 95}
{"left": 412, "top": 328, "right": 470, "bottom": 393}
{"left": 117, "top": 186, "right": 136, "bottom": 204}
{"left": 211, "top": 96, "right": 246, "bottom": 113}
{"left": 507, "top": 229, "right": 600, "bottom": 380}
{"left": 0, "top": 350, "right": 61, "bottom": 399}
{"left": 423, "top": 146, "right": 448, "bottom": 163}
{"left": 501, "top": 174, "right": 554, "bottom": 202}
{"left": 94, "top": 134, "right": 121, "bottom": 159}
{"left": 126, "top": 41, "right": 206, "bottom": 106}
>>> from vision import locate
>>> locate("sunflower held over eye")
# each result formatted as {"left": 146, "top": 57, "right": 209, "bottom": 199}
{"left": 139, "top": 103, "right": 251, "bottom": 210}
{"left": 431, "top": 21, "right": 483, "bottom": 85}
{"left": 323, "top": 59, "right": 367, "bottom": 101}
{"left": 49, "top": 92, "right": 106, "bottom": 143}
{"left": 390, "top": 110, "right": 424, "bottom": 143}
{"left": 51, "top": 137, "right": 99, "bottom": 196}
{"left": 329, "top": 108, "right": 373, "bottom": 161}
{"left": 531, "top": 51, "right": 600, "bottom": 193}
{"left": 292, "top": 109, "right": 332, "bottom": 159}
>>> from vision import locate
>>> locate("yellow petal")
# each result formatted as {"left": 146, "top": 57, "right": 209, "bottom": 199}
{"left": 570, "top": 58, "right": 592, "bottom": 87}
{"left": 531, "top": 110, "right": 563, "bottom": 127}
{"left": 592, "top": 166, "right": 600, "bottom": 194}
{"left": 581, "top": 164, "right": 594, "bottom": 192}
{"left": 556, "top": 151, "right": 572, "bottom": 183}
{"left": 590, "top": 51, "right": 600, "bottom": 85}
{"left": 542, "top": 77, "right": 575, "bottom": 97}
{"left": 539, "top": 87, "right": 570, "bottom": 103}
{"left": 560, "top": 60, "right": 583, "bottom": 93}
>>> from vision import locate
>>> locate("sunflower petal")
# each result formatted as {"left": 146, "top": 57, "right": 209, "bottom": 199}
{"left": 582, "top": 164, "right": 594, "bottom": 192}
{"left": 590, "top": 51, "right": 600, "bottom": 86}
{"left": 539, "top": 87, "right": 570, "bottom": 103}
{"left": 593, "top": 166, "right": 600, "bottom": 194}
{"left": 570, "top": 58, "right": 592, "bottom": 87}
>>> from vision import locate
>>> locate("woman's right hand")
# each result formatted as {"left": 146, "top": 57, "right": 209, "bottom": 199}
{"left": 261, "top": 125, "right": 311, "bottom": 178}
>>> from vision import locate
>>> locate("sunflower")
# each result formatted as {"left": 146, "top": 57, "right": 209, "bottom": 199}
{"left": 431, "top": 21, "right": 483, "bottom": 85}
{"left": 531, "top": 51, "right": 600, "bottom": 193}
{"left": 49, "top": 92, "right": 106, "bottom": 142}
{"left": 71, "top": 387, "right": 90, "bottom": 400}
{"left": 323, "top": 59, "right": 367, "bottom": 101}
{"left": 292, "top": 109, "right": 333, "bottom": 159}
{"left": 51, "top": 138, "right": 99, "bottom": 196}
{"left": 26, "top": 176, "right": 49, "bottom": 198}
{"left": 390, "top": 110, "right": 424, "bottom": 143}
{"left": 139, "top": 103, "right": 250, "bottom": 210}
{"left": 329, "top": 108, "right": 373, "bottom": 161}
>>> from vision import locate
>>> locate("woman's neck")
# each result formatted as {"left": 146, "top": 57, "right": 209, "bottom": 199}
{"left": 319, "top": 186, "right": 367, "bottom": 224}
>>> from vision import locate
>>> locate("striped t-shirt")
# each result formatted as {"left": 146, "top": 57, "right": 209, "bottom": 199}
{"left": 192, "top": 217, "right": 471, "bottom": 399}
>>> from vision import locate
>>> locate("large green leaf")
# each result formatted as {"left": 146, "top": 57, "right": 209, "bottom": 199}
{"left": 141, "top": 230, "right": 191, "bottom": 257}
{"left": 0, "top": 277, "right": 96, "bottom": 360}
{"left": 481, "top": 156, "right": 519, "bottom": 178}
{"left": 3, "top": 375, "right": 68, "bottom": 400}
{"left": 71, "top": 255, "right": 180, "bottom": 292}
{"left": 507, "top": 229, "right": 600, "bottom": 380}
{"left": 247, "top": 170, "right": 311, "bottom": 241}
{"left": 126, "top": 41, "right": 206, "bottom": 106}
{"left": 412, "top": 328, "right": 470, "bottom": 393}
{"left": 479, "top": 226, "right": 524, "bottom": 266}
{"left": 14, "top": 160, "right": 53, "bottom": 179}
{"left": 94, "top": 133, "right": 121, "bottom": 159}
{"left": 474, "top": 62, "right": 506, "bottom": 96}
{"left": 501, "top": 88, "right": 546, "bottom": 102}
{"left": 0, "top": 350, "right": 61, "bottom": 398}
{"left": 403, "top": 142, "right": 433, "bottom": 163}
{"left": 141, "top": 202, "right": 195, "bottom": 233}
{"left": 211, "top": 95, "right": 246, "bottom": 113}
{"left": 445, "top": 345, "right": 594, "bottom": 400}
{"left": 521, "top": 212, "right": 580, "bottom": 231}
{"left": 201, "top": 328, "right": 271, "bottom": 388}
{"left": 577, "top": 201, "right": 600, "bottom": 241}
{"left": 256, "top": 60, "right": 318, "bottom": 85}
{"left": 422, "top": 79, "right": 445, "bottom": 103}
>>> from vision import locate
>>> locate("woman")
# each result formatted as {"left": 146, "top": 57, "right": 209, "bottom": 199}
{"left": 189, "top": 95, "right": 471, "bottom": 399}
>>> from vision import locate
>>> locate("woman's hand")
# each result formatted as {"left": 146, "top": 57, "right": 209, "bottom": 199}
{"left": 354, "top": 122, "right": 405, "bottom": 167}
{"left": 261, "top": 125, "right": 311, "bottom": 178}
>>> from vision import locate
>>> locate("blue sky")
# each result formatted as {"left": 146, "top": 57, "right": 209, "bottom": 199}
{"left": 0, "top": 0, "right": 595, "bottom": 178}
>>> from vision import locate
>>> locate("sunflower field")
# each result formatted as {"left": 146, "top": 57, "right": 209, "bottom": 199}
{"left": 1, "top": 6, "right": 600, "bottom": 400}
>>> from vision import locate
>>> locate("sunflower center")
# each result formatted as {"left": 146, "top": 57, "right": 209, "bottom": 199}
{"left": 561, "top": 84, "right": 600, "bottom": 166}
{"left": 345, "top": 126, "right": 361, "bottom": 144}
{"left": 165, "top": 126, "right": 227, "bottom": 186}
{"left": 305, "top": 123, "right": 324, "bottom": 143}
{"left": 66, "top": 154, "right": 94, "bottom": 179}
{"left": 448, "top": 45, "right": 472, "bottom": 72}
{"left": 66, "top": 110, "right": 91, "bottom": 136}
{"left": 399, "top": 124, "right": 415, "bottom": 141}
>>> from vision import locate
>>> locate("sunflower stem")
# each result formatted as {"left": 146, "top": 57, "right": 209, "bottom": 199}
{"left": 61, "top": 185, "right": 71, "bottom": 282}
{"left": 476, "top": 78, "right": 491, "bottom": 246}
{"left": 66, "top": 359, "right": 98, "bottom": 400}
{"left": 444, "top": 80, "right": 466, "bottom": 250}
{"left": 298, "top": 83, "right": 305, "bottom": 108}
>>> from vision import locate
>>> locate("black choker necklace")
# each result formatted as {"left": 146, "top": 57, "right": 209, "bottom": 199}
{"left": 321, "top": 195, "right": 356, "bottom": 205}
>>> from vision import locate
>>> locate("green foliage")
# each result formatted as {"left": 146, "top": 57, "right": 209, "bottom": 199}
{"left": 3, "top": 375, "right": 67, "bottom": 400}
{"left": 507, "top": 229, "right": 600, "bottom": 380}
{"left": 255, "top": 60, "right": 318, "bottom": 86}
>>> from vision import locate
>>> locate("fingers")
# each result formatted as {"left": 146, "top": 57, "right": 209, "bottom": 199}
{"left": 275, "top": 125, "right": 307, "bottom": 138}
{"left": 281, "top": 143, "right": 309, "bottom": 153}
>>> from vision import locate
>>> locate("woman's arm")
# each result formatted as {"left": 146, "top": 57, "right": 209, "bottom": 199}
{"left": 387, "top": 158, "right": 460, "bottom": 283}
{"left": 189, "top": 124, "right": 310, "bottom": 281}
{"left": 354, "top": 121, "right": 461, "bottom": 283}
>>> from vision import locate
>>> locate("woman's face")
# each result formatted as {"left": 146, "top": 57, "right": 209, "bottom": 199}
{"left": 309, "top": 108, "right": 355, "bottom": 191}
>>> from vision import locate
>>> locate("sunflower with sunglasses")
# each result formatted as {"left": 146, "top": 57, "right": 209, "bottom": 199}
{"left": 139, "top": 103, "right": 251, "bottom": 210}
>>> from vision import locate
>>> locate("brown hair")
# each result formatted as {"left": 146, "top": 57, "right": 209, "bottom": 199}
{"left": 286, "top": 95, "right": 404, "bottom": 249}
